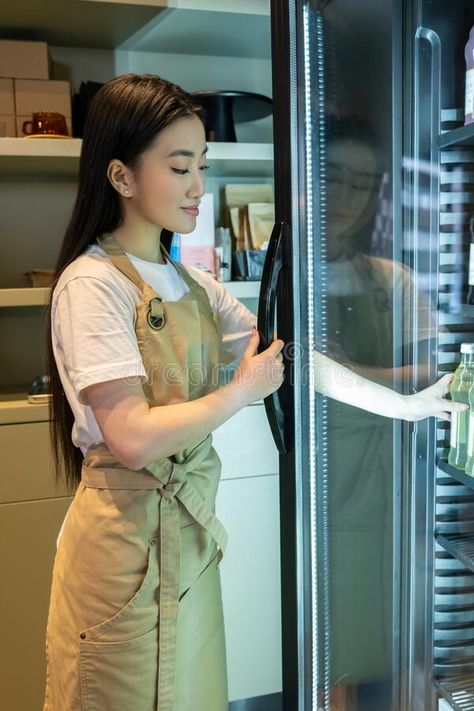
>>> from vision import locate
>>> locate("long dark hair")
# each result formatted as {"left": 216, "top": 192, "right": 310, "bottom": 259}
{"left": 47, "top": 74, "right": 205, "bottom": 490}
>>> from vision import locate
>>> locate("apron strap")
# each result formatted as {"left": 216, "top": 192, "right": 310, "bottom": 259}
{"left": 156, "top": 475, "right": 227, "bottom": 711}
{"left": 98, "top": 233, "right": 215, "bottom": 324}
{"left": 97, "top": 233, "right": 165, "bottom": 298}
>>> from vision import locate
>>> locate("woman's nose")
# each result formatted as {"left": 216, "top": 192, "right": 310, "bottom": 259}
{"left": 188, "top": 169, "right": 205, "bottom": 199}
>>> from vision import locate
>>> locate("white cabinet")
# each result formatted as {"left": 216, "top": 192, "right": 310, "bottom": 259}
{"left": 213, "top": 403, "right": 281, "bottom": 701}
{"left": 213, "top": 402, "right": 279, "bottom": 480}
{"left": 217, "top": 473, "right": 282, "bottom": 702}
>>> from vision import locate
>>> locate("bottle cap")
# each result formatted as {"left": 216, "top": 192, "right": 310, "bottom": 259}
{"left": 461, "top": 343, "right": 474, "bottom": 353}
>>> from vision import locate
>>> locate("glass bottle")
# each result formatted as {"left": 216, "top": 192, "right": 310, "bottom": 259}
{"left": 465, "top": 365, "right": 474, "bottom": 477}
{"left": 448, "top": 343, "right": 474, "bottom": 470}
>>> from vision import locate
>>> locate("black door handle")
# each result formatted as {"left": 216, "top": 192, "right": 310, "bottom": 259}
{"left": 257, "top": 222, "right": 291, "bottom": 454}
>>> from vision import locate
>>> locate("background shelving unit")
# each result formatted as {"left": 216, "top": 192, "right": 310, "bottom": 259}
{"left": 0, "top": 282, "right": 260, "bottom": 306}
{"left": 0, "top": 287, "right": 50, "bottom": 307}
{"left": 0, "top": 5, "right": 279, "bottom": 711}
{"left": 1, "top": 0, "right": 270, "bottom": 54}
{"left": 0, "top": 137, "right": 273, "bottom": 177}
{"left": 0, "top": 392, "right": 49, "bottom": 425}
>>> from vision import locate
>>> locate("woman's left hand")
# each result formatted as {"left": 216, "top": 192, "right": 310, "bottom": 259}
{"left": 404, "top": 373, "right": 469, "bottom": 422}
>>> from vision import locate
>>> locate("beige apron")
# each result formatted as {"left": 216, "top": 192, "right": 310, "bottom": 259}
{"left": 43, "top": 235, "right": 228, "bottom": 711}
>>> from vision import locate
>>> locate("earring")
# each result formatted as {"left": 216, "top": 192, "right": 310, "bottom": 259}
{"left": 124, "top": 189, "right": 130, "bottom": 197}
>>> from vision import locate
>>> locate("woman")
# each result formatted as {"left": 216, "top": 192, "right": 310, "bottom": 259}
{"left": 43, "top": 74, "right": 464, "bottom": 711}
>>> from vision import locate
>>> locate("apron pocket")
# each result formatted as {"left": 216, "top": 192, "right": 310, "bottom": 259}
{"left": 79, "top": 537, "right": 159, "bottom": 644}
{"left": 179, "top": 550, "right": 219, "bottom": 602}
{"left": 79, "top": 626, "right": 158, "bottom": 711}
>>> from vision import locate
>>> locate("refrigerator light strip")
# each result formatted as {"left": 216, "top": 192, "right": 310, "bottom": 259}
{"left": 302, "top": 5, "right": 320, "bottom": 708}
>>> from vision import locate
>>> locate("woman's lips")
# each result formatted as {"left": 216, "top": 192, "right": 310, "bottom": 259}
{"left": 182, "top": 206, "right": 199, "bottom": 217}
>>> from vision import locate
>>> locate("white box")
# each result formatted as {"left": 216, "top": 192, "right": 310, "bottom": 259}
{"left": 0, "top": 40, "right": 49, "bottom": 80}
{"left": 0, "top": 78, "right": 14, "bottom": 115}
{"left": 14, "top": 79, "right": 71, "bottom": 117}
{"left": 181, "top": 192, "right": 214, "bottom": 246}
{"left": 0, "top": 115, "right": 16, "bottom": 137}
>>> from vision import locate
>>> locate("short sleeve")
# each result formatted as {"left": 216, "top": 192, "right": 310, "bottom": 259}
{"left": 52, "top": 276, "right": 147, "bottom": 403}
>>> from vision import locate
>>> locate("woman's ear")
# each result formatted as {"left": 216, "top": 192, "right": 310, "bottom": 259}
{"left": 107, "top": 159, "right": 134, "bottom": 198}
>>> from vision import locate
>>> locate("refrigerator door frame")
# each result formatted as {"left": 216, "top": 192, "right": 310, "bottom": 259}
{"left": 270, "top": 1, "right": 413, "bottom": 709}
{"left": 271, "top": 1, "right": 315, "bottom": 709}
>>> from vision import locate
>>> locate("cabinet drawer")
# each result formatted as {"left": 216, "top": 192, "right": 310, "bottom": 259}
{"left": 0, "top": 421, "right": 71, "bottom": 503}
{"left": 213, "top": 404, "right": 279, "bottom": 480}
{"left": 0, "top": 496, "right": 73, "bottom": 711}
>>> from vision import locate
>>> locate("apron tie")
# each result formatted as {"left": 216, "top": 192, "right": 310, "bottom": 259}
{"left": 154, "top": 454, "right": 227, "bottom": 711}
{"left": 81, "top": 436, "right": 227, "bottom": 711}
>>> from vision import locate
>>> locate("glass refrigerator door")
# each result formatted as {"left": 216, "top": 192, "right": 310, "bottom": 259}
{"left": 405, "top": 2, "right": 474, "bottom": 710}
{"left": 269, "top": 1, "right": 406, "bottom": 709}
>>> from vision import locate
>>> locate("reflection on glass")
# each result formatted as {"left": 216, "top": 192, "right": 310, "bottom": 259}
{"left": 322, "top": 116, "right": 395, "bottom": 710}
{"left": 319, "top": 117, "right": 431, "bottom": 709}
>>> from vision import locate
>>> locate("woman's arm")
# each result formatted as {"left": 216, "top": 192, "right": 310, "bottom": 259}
{"left": 83, "top": 331, "right": 283, "bottom": 470}
{"left": 314, "top": 350, "right": 466, "bottom": 421}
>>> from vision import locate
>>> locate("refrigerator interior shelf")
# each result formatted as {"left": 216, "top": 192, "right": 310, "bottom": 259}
{"left": 438, "top": 534, "right": 474, "bottom": 576}
{"left": 438, "top": 461, "right": 474, "bottom": 492}
{"left": 437, "top": 124, "right": 474, "bottom": 150}
{"left": 436, "top": 676, "right": 474, "bottom": 711}
{"left": 460, "top": 306, "right": 474, "bottom": 320}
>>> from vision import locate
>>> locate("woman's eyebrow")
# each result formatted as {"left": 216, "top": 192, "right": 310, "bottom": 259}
{"left": 167, "top": 146, "right": 208, "bottom": 158}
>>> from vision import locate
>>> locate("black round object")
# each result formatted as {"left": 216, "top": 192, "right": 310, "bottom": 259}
{"left": 191, "top": 90, "right": 273, "bottom": 142}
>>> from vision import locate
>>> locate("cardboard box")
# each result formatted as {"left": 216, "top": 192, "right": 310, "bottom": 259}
{"left": 16, "top": 115, "right": 72, "bottom": 137}
{"left": 0, "top": 78, "right": 14, "bottom": 115}
{"left": 0, "top": 40, "right": 49, "bottom": 80}
{"left": 14, "top": 79, "right": 72, "bottom": 117}
{"left": 0, "top": 115, "right": 16, "bottom": 137}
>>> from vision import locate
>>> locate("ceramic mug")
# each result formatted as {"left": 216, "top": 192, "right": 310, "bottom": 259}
{"left": 22, "top": 112, "right": 69, "bottom": 136}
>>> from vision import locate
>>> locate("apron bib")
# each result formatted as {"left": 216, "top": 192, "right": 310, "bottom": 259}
{"left": 44, "top": 235, "right": 228, "bottom": 711}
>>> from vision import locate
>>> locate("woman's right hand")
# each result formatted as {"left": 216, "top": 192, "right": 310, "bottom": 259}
{"left": 404, "top": 373, "right": 469, "bottom": 422}
{"left": 231, "top": 328, "right": 285, "bottom": 406}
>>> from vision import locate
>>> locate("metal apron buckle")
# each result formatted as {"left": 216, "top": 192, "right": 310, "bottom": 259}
{"left": 147, "top": 297, "right": 166, "bottom": 330}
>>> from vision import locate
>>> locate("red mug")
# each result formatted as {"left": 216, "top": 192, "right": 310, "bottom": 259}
{"left": 22, "top": 112, "right": 69, "bottom": 137}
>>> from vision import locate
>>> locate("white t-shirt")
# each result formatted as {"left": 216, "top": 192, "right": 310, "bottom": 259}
{"left": 52, "top": 244, "right": 256, "bottom": 454}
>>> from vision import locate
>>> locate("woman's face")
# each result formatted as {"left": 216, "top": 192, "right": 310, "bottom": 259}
{"left": 130, "top": 114, "right": 208, "bottom": 234}
{"left": 326, "top": 137, "right": 379, "bottom": 248}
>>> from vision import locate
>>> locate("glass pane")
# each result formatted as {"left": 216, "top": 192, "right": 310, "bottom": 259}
{"left": 299, "top": 1, "right": 401, "bottom": 708}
